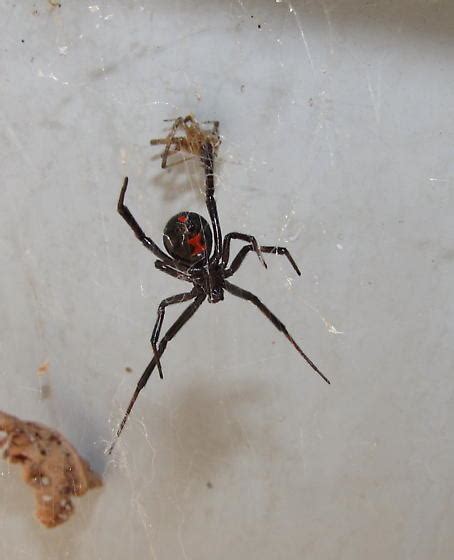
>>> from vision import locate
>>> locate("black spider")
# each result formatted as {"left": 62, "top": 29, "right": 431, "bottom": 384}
{"left": 109, "top": 129, "right": 329, "bottom": 453}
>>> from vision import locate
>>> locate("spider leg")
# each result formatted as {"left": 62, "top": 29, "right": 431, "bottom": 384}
{"left": 224, "top": 280, "right": 330, "bottom": 385}
{"left": 151, "top": 289, "right": 199, "bottom": 379}
{"left": 108, "top": 293, "right": 205, "bottom": 454}
{"left": 118, "top": 178, "right": 187, "bottom": 271}
{"left": 155, "top": 260, "right": 192, "bottom": 282}
{"left": 222, "top": 232, "right": 268, "bottom": 270}
{"left": 201, "top": 142, "right": 222, "bottom": 261}
{"left": 226, "top": 245, "right": 301, "bottom": 277}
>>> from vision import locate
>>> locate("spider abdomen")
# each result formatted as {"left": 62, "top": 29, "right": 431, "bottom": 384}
{"left": 163, "top": 212, "right": 213, "bottom": 264}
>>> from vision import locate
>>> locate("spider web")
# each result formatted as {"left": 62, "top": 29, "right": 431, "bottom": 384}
{"left": 1, "top": 1, "right": 453, "bottom": 559}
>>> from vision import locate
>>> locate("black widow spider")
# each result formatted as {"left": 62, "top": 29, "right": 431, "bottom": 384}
{"left": 108, "top": 118, "right": 329, "bottom": 454}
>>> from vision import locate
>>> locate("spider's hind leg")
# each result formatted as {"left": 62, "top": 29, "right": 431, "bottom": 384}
{"left": 108, "top": 292, "right": 205, "bottom": 454}
{"left": 150, "top": 289, "right": 199, "bottom": 379}
{"left": 224, "top": 280, "right": 329, "bottom": 384}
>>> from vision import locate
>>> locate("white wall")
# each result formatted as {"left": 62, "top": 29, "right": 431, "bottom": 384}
{"left": 1, "top": 1, "right": 453, "bottom": 558}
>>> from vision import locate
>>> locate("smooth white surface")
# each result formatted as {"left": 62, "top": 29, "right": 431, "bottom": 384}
{"left": 1, "top": 1, "right": 453, "bottom": 558}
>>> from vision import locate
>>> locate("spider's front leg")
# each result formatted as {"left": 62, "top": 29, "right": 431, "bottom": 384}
{"left": 222, "top": 232, "right": 268, "bottom": 270}
{"left": 150, "top": 289, "right": 199, "bottom": 379}
{"left": 226, "top": 244, "right": 301, "bottom": 277}
{"left": 118, "top": 178, "right": 186, "bottom": 271}
{"left": 201, "top": 142, "right": 223, "bottom": 261}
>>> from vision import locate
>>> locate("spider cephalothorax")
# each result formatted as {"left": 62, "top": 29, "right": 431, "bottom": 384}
{"left": 108, "top": 117, "right": 329, "bottom": 454}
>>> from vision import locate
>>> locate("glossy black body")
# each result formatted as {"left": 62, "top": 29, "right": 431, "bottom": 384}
{"left": 163, "top": 212, "right": 213, "bottom": 265}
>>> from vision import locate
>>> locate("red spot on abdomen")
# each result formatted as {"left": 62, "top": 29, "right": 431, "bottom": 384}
{"left": 187, "top": 232, "right": 206, "bottom": 255}
{"left": 178, "top": 215, "right": 188, "bottom": 223}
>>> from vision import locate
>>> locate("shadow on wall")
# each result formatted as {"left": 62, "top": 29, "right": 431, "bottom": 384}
{"left": 111, "top": 376, "right": 280, "bottom": 487}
